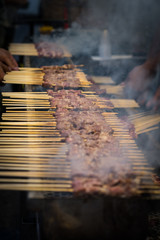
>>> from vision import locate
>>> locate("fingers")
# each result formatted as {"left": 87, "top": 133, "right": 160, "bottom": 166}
{"left": 10, "top": 54, "right": 18, "bottom": 68}
{"left": 137, "top": 90, "right": 153, "bottom": 106}
{"left": 146, "top": 98, "right": 160, "bottom": 111}
{"left": 146, "top": 87, "right": 160, "bottom": 111}
{"left": 0, "top": 48, "right": 18, "bottom": 69}
{"left": 0, "top": 65, "right": 5, "bottom": 82}
{"left": 0, "top": 62, "right": 11, "bottom": 72}
{"left": 153, "top": 100, "right": 160, "bottom": 111}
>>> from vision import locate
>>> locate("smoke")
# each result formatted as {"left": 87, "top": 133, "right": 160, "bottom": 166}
{"left": 81, "top": 0, "right": 159, "bottom": 54}
{"left": 55, "top": 25, "right": 101, "bottom": 56}
{"left": 34, "top": 1, "right": 160, "bottom": 165}
{"left": 34, "top": 0, "right": 160, "bottom": 59}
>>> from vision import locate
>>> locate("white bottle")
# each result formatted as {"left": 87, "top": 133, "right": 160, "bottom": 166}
{"left": 99, "top": 29, "right": 111, "bottom": 60}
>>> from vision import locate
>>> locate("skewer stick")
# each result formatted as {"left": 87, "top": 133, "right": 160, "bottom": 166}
{"left": 0, "top": 158, "right": 69, "bottom": 164}
{"left": 6, "top": 107, "right": 52, "bottom": 109}
{"left": 18, "top": 67, "right": 43, "bottom": 71}
{"left": 0, "top": 171, "right": 70, "bottom": 178}
{"left": 0, "top": 165, "right": 70, "bottom": 171}
{"left": 0, "top": 185, "right": 73, "bottom": 192}
{"left": 0, "top": 134, "right": 59, "bottom": 137}
{"left": 0, "top": 126, "right": 56, "bottom": 129}
{"left": 0, "top": 122, "right": 56, "bottom": 126}
{"left": 0, "top": 137, "right": 64, "bottom": 141}
{"left": 137, "top": 126, "right": 159, "bottom": 134}
{"left": 0, "top": 179, "right": 72, "bottom": 184}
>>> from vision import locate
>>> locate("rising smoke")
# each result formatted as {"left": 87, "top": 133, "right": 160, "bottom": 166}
{"left": 55, "top": 0, "right": 160, "bottom": 56}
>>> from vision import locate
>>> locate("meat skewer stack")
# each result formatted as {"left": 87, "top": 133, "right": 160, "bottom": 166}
{"left": 9, "top": 42, "right": 72, "bottom": 58}
{"left": 0, "top": 65, "right": 158, "bottom": 197}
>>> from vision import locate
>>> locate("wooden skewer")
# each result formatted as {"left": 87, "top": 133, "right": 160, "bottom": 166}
{"left": 3, "top": 105, "right": 50, "bottom": 108}
{"left": 0, "top": 145, "right": 65, "bottom": 149}
{"left": 5, "top": 110, "right": 54, "bottom": 113}
{"left": 7, "top": 101, "right": 43, "bottom": 106}
{"left": 1, "top": 128, "right": 58, "bottom": 132}
{"left": 6, "top": 71, "right": 43, "bottom": 75}
{"left": 3, "top": 81, "right": 43, "bottom": 85}
{"left": 0, "top": 137, "right": 64, "bottom": 141}
{"left": 132, "top": 166, "right": 154, "bottom": 170}
{"left": 0, "top": 165, "right": 70, "bottom": 172}
{"left": 18, "top": 67, "right": 43, "bottom": 71}
{"left": 2, "top": 92, "right": 48, "bottom": 94}
{"left": 0, "top": 184, "right": 73, "bottom": 192}
{"left": 0, "top": 159, "right": 69, "bottom": 164}
{"left": 3, "top": 80, "right": 43, "bottom": 83}
{"left": 1, "top": 129, "right": 59, "bottom": 133}
{"left": 2, "top": 110, "right": 53, "bottom": 113}
{"left": 124, "top": 156, "right": 145, "bottom": 159}
{"left": 6, "top": 107, "right": 52, "bottom": 109}
{"left": 0, "top": 147, "right": 67, "bottom": 154}
{"left": 3, "top": 100, "right": 50, "bottom": 103}
{"left": 1, "top": 118, "right": 54, "bottom": 121}
{"left": 2, "top": 92, "right": 47, "bottom": 95}
{"left": 0, "top": 164, "right": 70, "bottom": 171}
{"left": 139, "top": 185, "right": 160, "bottom": 189}
{"left": 10, "top": 43, "right": 36, "bottom": 47}
{"left": 137, "top": 126, "right": 159, "bottom": 134}
{"left": 0, "top": 134, "right": 59, "bottom": 137}
{"left": 0, "top": 141, "right": 64, "bottom": 144}
{"left": 132, "top": 162, "right": 150, "bottom": 166}
{"left": 0, "top": 122, "right": 56, "bottom": 126}
{"left": 2, "top": 114, "right": 53, "bottom": 117}
{"left": 0, "top": 178, "right": 72, "bottom": 184}
{"left": 2, "top": 95, "right": 50, "bottom": 99}
{"left": 132, "top": 171, "right": 152, "bottom": 176}
{"left": 137, "top": 190, "right": 160, "bottom": 195}
{"left": 91, "top": 76, "right": 114, "bottom": 84}
{"left": 5, "top": 76, "right": 43, "bottom": 80}
{"left": 0, "top": 171, "right": 70, "bottom": 178}
{"left": 0, "top": 153, "right": 67, "bottom": 158}
{"left": 3, "top": 99, "right": 50, "bottom": 102}
{"left": 0, "top": 155, "right": 67, "bottom": 160}
{"left": 2, "top": 119, "right": 54, "bottom": 122}
{"left": 0, "top": 126, "right": 56, "bottom": 129}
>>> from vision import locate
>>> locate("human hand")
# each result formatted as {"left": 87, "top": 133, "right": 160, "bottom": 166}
{"left": 146, "top": 86, "right": 160, "bottom": 111}
{"left": 0, "top": 48, "right": 18, "bottom": 70}
{"left": 0, "top": 63, "right": 5, "bottom": 83}
{"left": 123, "top": 61, "right": 160, "bottom": 110}
{"left": 124, "top": 62, "right": 155, "bottom": 98}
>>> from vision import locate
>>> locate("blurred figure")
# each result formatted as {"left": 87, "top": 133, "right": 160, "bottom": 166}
{"left": 124, "top": 32, "right": 160, "bottom": 111}
{"left": 124, "top": 2, "right": 160, "bottom": 111}
{"left": 124, "top": 57, "right": 160, "bottom": 111}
